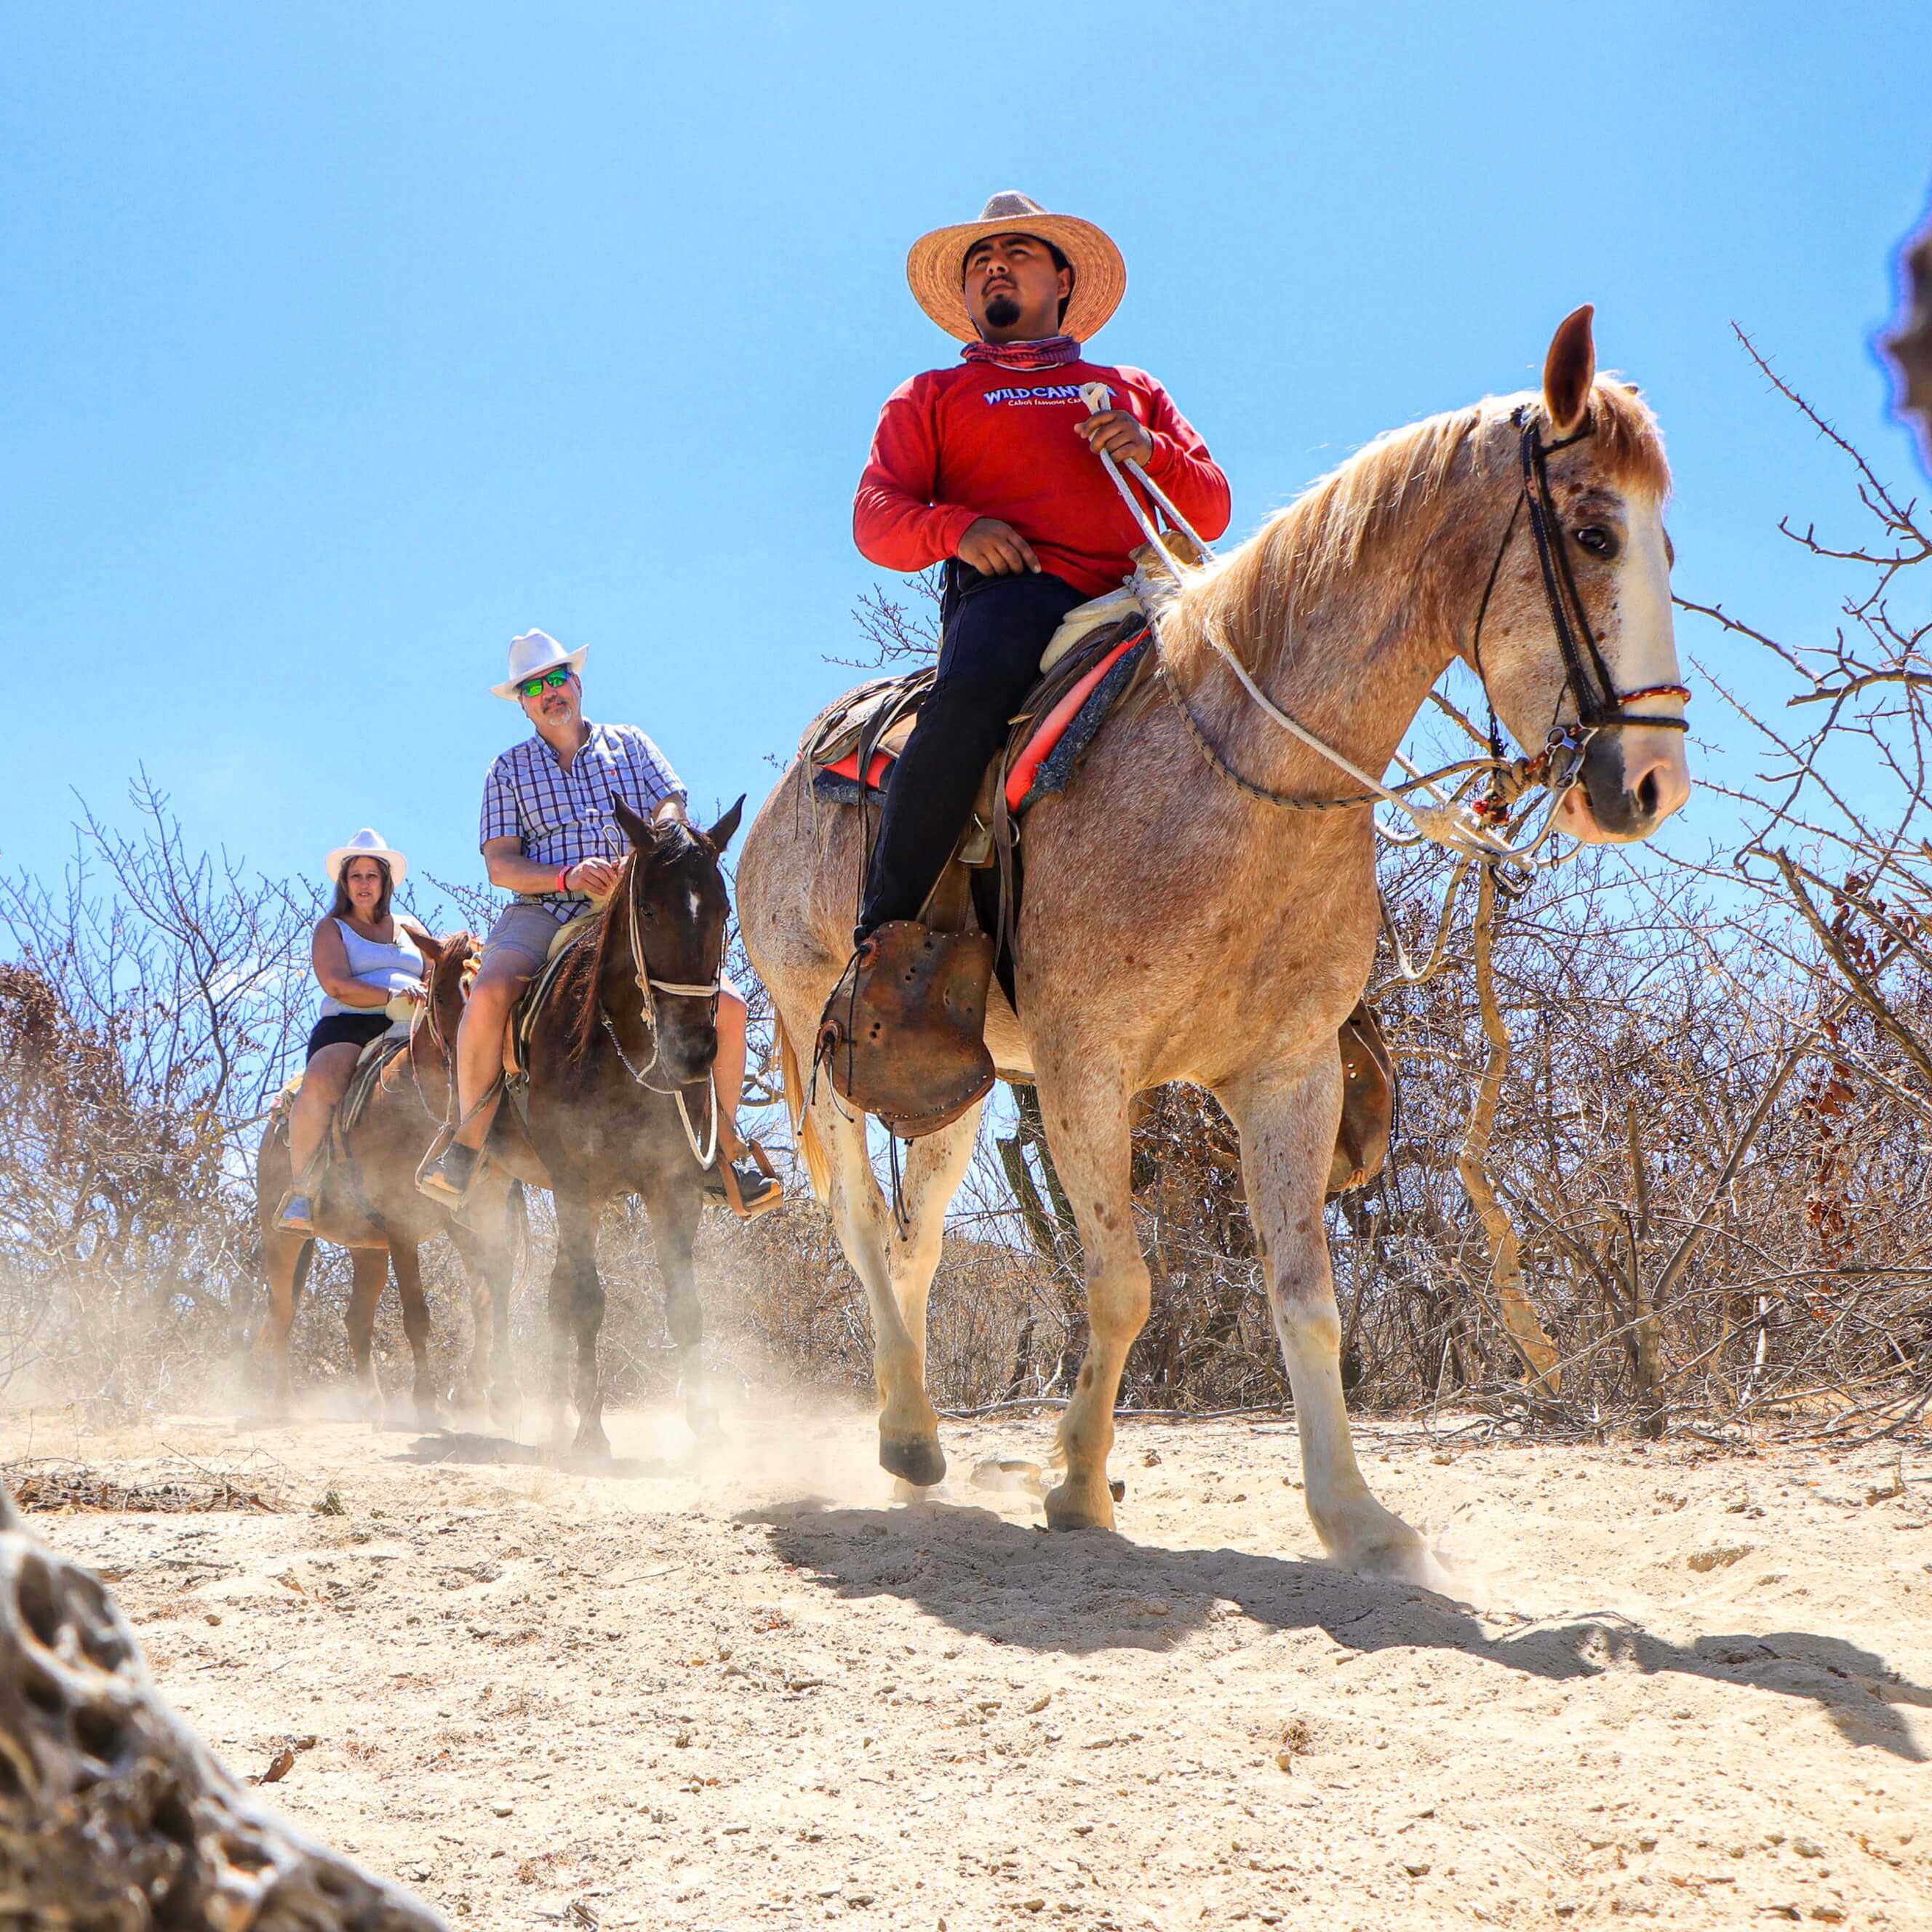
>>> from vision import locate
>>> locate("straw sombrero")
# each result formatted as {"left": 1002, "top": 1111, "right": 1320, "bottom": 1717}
{"left": 906, "top": 191, "right": 1126, "bottom": 345}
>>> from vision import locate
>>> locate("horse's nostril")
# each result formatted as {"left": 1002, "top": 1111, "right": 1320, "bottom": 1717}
{"left": 1636, "top": 770, "right": 1661, "bottom": 819}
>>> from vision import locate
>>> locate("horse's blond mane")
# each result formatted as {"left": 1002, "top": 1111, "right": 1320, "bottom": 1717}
{"left": 1175, "top": 379, "right": 1671, "bottom": 668}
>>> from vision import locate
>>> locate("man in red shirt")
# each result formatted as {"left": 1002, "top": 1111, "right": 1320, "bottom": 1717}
{"left": 851, "top": 192, "right": 1232, "bottom": 942}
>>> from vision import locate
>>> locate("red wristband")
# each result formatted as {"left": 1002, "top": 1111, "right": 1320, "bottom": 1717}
{"left": 558, "top": 866, "right": 572, "bottom": 895}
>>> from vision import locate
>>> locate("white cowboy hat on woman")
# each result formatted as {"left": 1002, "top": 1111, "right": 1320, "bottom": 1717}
{"left": 491, "top": 627, "right": 590, "bottom": 700}
{"left": 906, "top": 191, "right": 1127, "bottom": 345}
{"left": 323, "top": 828, "right": 408, "bottom": 886}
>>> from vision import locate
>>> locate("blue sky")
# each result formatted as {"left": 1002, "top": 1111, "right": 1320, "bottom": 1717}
{"left": 4, "top": 1, "right": 1928, "bottom": 915}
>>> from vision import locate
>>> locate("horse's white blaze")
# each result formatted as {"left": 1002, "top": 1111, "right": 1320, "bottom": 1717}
{"left": 1555, "top": 492, "right": 1691, "bottom": 839}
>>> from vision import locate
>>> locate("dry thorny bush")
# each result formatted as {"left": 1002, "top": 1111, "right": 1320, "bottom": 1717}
{"left": 0, "top": 356, "right": 1926, "bottom": 1443}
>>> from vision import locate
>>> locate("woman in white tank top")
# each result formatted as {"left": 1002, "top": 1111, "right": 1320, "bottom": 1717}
{"left": 277, "top": 829, "right": 434, "bottom": 1234}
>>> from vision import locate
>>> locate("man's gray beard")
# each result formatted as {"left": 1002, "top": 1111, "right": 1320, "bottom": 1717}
{"left": 983, "top": 294, "right": 1021, "bottom": 330}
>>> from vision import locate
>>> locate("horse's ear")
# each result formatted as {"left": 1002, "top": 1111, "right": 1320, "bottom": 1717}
{"left": 705, "top": 795, "right": 746, "bottom": 855}
{"left": 412, "top": 927, "right": 447, "bottom": 965}
{"left": 612, "top": 794, "right": 655, "bottom": 848}
{"left": 1542, "top": 303, "right": 1597, "bottom": 437}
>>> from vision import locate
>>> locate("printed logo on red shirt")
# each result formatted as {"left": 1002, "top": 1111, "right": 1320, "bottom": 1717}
{"left": 981, "top": 382, "right": 1109, "bottom": 408}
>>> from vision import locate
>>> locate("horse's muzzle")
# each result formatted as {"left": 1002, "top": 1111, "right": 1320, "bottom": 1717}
{"left": 652, "top": 1017, "right": 717, "bottom": 1092}
{"left": 1557, "top": 730, "right": 1692, "bottom": 843}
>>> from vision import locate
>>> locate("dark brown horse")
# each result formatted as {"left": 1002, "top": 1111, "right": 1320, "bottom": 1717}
{"left": 254, "top": 930, "right": 524, "bottom": 1425}
{"left": 490, "top": 797, "right": 743, "bottom": 1458}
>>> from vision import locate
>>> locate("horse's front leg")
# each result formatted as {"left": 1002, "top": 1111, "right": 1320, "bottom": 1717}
{"left": 345, "top": 1248, "right": 389, "bottom": 1424}
{"left": 388, "top": 1242, "right": 440, "bottom": 1429}
{"left": 642, "top": 1169, "right": 717, "bottom": 1447}
{"left": 255, "top": 1226, "right": 308, "bottom": 1416}
{"left": 1221, "top": 1057, "right": 1440, "bottom": 1585}
{"left": 1029, "top": 1060, "right": 1145, "bottom": 1531}
{"left": 549, "top": 1191, "right": 608, "bottom": 1460}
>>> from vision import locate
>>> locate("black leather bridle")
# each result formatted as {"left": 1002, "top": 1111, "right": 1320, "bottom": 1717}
{"left": 1472, "top": 406, "right": 1691, "bottom": 752}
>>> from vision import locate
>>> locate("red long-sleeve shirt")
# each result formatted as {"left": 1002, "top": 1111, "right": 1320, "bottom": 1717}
{"left": 853, "top": 358, "right": 1232, "bottom": 599}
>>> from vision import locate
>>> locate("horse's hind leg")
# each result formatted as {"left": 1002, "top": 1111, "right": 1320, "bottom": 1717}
{"left": 811, "top": 1079, "right": 980, "bottom": 1490}
{"left": 642, "top": 1173, "right": 718, "bottom": 1448}
{"left": 345, "top": 1248, "right": 389, "bottom": 1424}
{"left": 1028, "top": 1061, "right": 1146, "bottom": 1531}
{"left": 1220, "top": 1058, "right": 1437, "bottom": 1585}
{"left": 390, "top": 1242, "right": 439, "bottom": 1429}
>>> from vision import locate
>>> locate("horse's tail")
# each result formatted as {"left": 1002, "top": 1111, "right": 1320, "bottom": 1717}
{"left": 776, "top": 1017, "right": 829, "bottom": 1201}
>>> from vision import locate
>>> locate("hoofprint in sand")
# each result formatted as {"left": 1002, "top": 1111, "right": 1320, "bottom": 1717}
{"left": 5, "top": 1402, "right": 1928, "bottom": 1930}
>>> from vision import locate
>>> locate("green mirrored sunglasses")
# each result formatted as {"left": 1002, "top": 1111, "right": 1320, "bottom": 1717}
{"left": 517, "top": 668, "right": 574, "bottom": 699}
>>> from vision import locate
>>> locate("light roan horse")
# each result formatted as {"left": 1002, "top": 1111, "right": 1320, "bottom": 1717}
{"left": 736, "top": 308, "right": 1692, "bottom": 1581}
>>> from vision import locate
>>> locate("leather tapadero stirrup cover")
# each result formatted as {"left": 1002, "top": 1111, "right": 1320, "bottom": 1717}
{"left": 816, "top": 922, "right": 996, "bottom": 1138}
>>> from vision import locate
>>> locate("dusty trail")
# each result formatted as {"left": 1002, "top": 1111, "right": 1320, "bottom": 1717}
{"left": 5, "top": 1401, "right": 1929, "bottom": 1930}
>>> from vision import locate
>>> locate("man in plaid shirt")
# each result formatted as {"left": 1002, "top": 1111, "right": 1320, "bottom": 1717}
{"left": 420, "top": 628, "right": 778, "bottom": 1216}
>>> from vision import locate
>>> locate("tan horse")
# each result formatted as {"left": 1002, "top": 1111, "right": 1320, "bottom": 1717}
{"left": 254, "top": 931, "right": 524, "bottom": 1426}
{"left": 736, "top": 308, "right": 1691, "bottom": 1580}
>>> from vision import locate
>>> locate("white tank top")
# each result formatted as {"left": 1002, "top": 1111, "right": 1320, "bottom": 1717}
{"left": 319, "top": 918, "right": 426, "bottom": 1022}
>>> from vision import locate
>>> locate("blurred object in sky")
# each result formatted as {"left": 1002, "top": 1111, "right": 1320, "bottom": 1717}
{"left": 1883, "top": 189, "right": 1932, "bottom": 469}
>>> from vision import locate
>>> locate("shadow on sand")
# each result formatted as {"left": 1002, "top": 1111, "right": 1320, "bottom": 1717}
{"left": 744, "top": 1497, "right": 1931, "bottom": 1763}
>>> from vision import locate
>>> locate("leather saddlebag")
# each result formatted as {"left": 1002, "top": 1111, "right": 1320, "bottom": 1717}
{"left": 816, "top": 921, "right": 996, "bottom": 1139}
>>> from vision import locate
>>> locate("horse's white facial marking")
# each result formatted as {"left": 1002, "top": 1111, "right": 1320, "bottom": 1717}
{"left": 1554, "top": 490, "right": 1693, "bottom": 842}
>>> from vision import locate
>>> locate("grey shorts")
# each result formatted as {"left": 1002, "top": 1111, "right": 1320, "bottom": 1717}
{"left": 481, "top": 901, "right": 567, "bottom": 976}
{"left": 481, "top": 899, "right": 746, "bottom": 1004}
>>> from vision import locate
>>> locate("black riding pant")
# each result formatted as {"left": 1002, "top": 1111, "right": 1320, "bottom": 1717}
{"left": 857, "top": 568, "right": 1087, "bottom": 938}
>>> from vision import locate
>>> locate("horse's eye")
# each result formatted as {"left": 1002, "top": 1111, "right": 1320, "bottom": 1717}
{"left": 1573, "top": 525, "right": 1618, "bottom": 559}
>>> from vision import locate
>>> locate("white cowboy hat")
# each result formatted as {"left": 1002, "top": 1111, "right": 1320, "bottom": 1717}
{"left": 491, "top": 627, "right": 590, "bottom": 700}
{"left": 324, "top": 828, "right": 408, "bottom": 887}
{"left": 906, "top": 191, "right": 1127, "bottom": 346}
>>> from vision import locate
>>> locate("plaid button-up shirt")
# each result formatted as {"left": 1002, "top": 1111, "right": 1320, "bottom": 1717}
{"left": 479, "top": 721, "right": 686, "bottom": 922}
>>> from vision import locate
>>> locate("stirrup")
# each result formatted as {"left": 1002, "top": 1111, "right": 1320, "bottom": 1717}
{"left": 415, "top": 1133, "right": 478, "bottom": 1209}
{"left": 275, "top": 1191, "right": 315, "bottom": 1236}
{"left": 710, "top": 1138, "right": 783, "bottom": 1221}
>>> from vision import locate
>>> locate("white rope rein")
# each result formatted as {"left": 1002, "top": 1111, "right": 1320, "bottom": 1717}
{"left": 1077, "top": 383, "right": 1583, "bottom": 877}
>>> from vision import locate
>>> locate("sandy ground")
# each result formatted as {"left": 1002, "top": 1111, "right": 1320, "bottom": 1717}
{"left": 5, "top": 1398, "right": 1931, "bottom": 1931}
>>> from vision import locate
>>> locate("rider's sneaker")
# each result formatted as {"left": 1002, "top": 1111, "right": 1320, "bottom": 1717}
{"left": 276, "top": 1193, "right": 315, "bottom": 1235}
{"left": 417, "top": 1141, "right": 477, "bottom": 1208}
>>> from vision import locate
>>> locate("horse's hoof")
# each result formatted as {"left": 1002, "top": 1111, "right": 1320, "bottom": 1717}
{"left": 879, "top": 1434, "right": 946, "bottom": 1489}
{"left": 1044, "top": 1478, "right": 1116, "bottom": 1532}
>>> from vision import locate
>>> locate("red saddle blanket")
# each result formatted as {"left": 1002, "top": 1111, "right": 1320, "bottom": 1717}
{"left": 818, "top": 623, "right": 1151, "bottom": 817}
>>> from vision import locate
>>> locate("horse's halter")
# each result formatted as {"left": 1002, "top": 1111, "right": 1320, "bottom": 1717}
{"left": 599, "top": 842, "right": 727, "bottom": 1170}
{"left": 1470, "top": 406, "right": 1691, "bottom": 754}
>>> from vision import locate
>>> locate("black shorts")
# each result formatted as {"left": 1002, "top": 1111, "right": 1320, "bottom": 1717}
{"left": 306, "top": 1013, "right": 392, "bottom": 1060}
